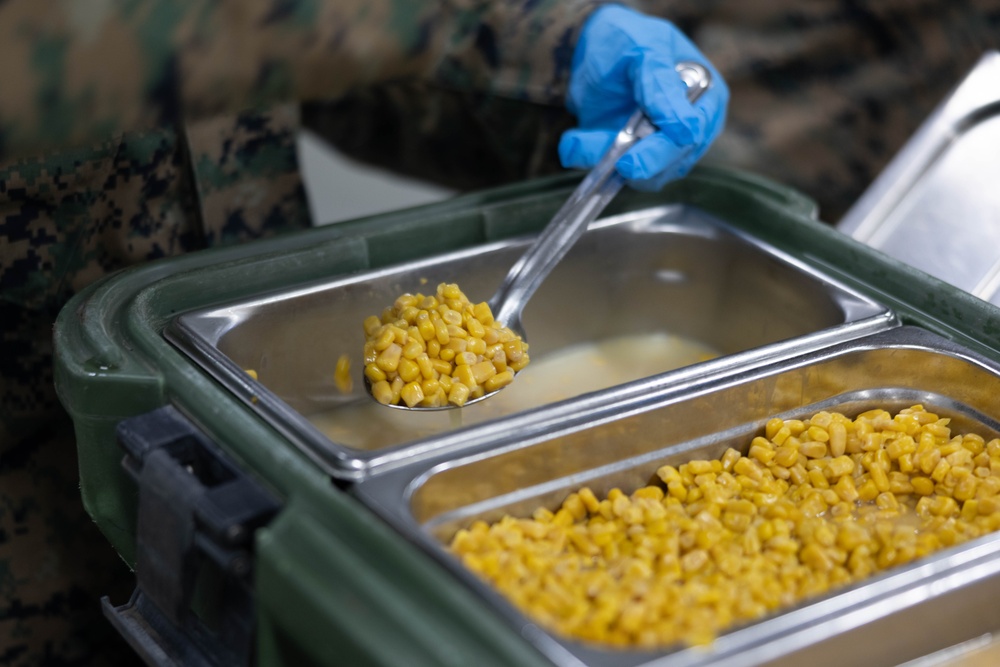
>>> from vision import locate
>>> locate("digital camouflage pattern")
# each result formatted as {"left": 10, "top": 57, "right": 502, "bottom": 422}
{"left": 647, "top": 0, "right": 1000, "bottom": 222}
{"left": 0, "top": 109, "right": 311, "bottom": 666}
{"left": 0, "top": 1, "right": 605, "bottom": 664}
{"left": 314, "top": 0, "right": 1000, "bottom": 222}
{"left": 0, "top": 0, "right": 603, "bottom": 159}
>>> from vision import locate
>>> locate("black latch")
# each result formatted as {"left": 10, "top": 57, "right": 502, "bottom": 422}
{"left": 102, "top": 405, "right": 282, "bottom": 666}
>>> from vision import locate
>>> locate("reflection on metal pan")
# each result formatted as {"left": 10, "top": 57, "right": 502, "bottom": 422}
{"left": 355, "top": 326, "right": 1000, "bottom": 667}
{"left": 166, "top": 204, "right": 893, "bottom": 481}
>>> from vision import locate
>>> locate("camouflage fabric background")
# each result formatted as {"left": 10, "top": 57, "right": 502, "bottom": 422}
{"left": 313, "top": 0, "right": 1000, "bottom": 222}
{"left": 0, "top": 1, "right": 603, "bottom": 664}
{"left": 0, "top": 0, "right": 601, "bottom": 159}
{"left": 0, "top": 108, "right": 310, "bottom": 666}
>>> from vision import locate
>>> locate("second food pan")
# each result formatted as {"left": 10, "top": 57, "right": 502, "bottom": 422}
{"left": 165, "top": 203, "right": 893, "bottom": 481}
{"left": 355, "top": 326, "right": 1000, "bottom": 667}
{"left": 838, "top": 51, "right": 1000, "bottom": 305}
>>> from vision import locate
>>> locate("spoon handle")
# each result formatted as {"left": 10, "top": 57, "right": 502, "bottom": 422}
{"left": 491, "top": 61, "right": 712, "bottom": 331}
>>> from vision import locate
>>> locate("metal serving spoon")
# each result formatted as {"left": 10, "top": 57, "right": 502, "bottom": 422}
{"left": 369, "top": 61, "right": 712, "bottom": 410}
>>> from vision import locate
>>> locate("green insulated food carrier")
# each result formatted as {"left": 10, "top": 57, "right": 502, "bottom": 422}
{"left": 54, "top": 166, "right": 1000, "bottom": 667}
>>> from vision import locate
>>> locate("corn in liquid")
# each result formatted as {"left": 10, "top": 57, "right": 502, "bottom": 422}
{"left": 363, "top": 283, "right": 529, "bottom": 407}
{"left": 450, "top": 405, "right": 1000, "bottom": 649}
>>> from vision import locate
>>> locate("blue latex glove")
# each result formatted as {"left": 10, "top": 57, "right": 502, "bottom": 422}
{"left": 559, "top": 4, "right": 729, "bottom": 190}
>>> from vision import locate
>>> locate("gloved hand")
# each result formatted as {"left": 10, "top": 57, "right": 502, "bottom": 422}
{"left": 559, "top": 4, "right": 729, "bottom": 191}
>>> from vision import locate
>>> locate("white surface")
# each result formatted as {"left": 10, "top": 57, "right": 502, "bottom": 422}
{"left": 297, "top": 129, "right": 455, "bottom": 226}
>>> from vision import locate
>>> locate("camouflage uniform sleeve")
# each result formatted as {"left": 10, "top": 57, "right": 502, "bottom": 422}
{"left": 0, "top": 0, "right": 608, "bottom": 159}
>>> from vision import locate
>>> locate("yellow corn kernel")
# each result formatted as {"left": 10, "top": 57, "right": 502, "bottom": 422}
{"left": 420, "top": 377, "right": 440, "bottom": 396}
{"left": 828, "top": 421, "right": 847, "bottom": 457}
{"left": 454, "top": 351, "right": 477, "bottom": 366}
{"left": 440, "top": 307, "right": 462, "bottom": 326}
{"left": 389, "top": 377, "right": 403, "bottom": 404}
{"left": 447, "top": 383, "right": 471, "bottom": 407}
{"left": 857, "top": 478, "right": 880, "bottom": 502}
{"left": 637, "top": 487, "right": 667, "bottom": 506}
{"left": 394, "top": 293, "right": 420, "bottom": 311}
{"left": 765, "top": 418, "right": 784, "bottom": 439}
{"left": 931, "top": 495, "right": 959, "bottom": 517}
{"left": 470, "top": 360, "right": 497, "bottom": 384}
{"left": 425, "top": 358, "right": 450, "bottom": 377}
{"left": 395, "top": 357, "right": 421, "bottom": 384}
{"left": 979, "top": 496, "right": 1000, "bottom": 515}
{"left": 578, "top": 487, "right": 601, "bottom": 514}
{"left": 509, "top": 355, "right": 531, "bottom": 373}
{"left": 771, "top": 425, "right": 792, "bottom": 446}
{"left": 398, "top": 305, "right": 420, "bottom": 324}
{"left": 370, "top": 379, "right": 393, "bottom": 405}
{"left": 364, "top": 362, "right": 387, "bottom": 384}
{"left": 748, "top": 439, "right": 775, "bottom": 465}
{"left": 834, "top": 475, "right": 859, "bottom": 503}
{"left": 363, "top": 341, "right": 379, "bottom": 365}
{"left": 376, "top": 343, "right": 402, "bottom": 373}
{"left": 773, "top": 445, "right": 799, "bottom": 468}
{"left": 800, "top": 440, "right": 828, "bottom": 459}
{"left": 467, "top": 336, "right": 487, "bottom": 356}
{"left": 800, "top": 543, "right": 832, "bottom": 572}
{"left": 441, "top": 343, "right": 463, "bottom": 360}
{"left": 429, "top": 387, "right": 448, "bottom": 407}
{"left": 484, "top": 370, "right": 515, "bottom": 393}
{"left": 783, "top": 419, "right": 806, "bottom": 435}
{"left": 657, "top": 465, "right": 681, "bottom": 484}
{"left": 953, "top": 476, "right": 978, "bottom": 502}
{"left": 432, "top": 317, "right": 450, "bottom": 345}
{"left": 333, "top": 355, "right": 352, "bottom": 393}
{"left": 400, "top": 381, "right": 425, "bottom": 408}
{"left": 925, "top": 419, "right": 953, "bottom": 439}
{"left": 687, "top": 460, "right": 717, "bottom": 475}
{"left": 413, "top": 353, "right": 436, "bottom": 381}
{"left": 825, "top": 455, "right": 855, "bottom": 479}
{"left": 720, "top": 448, "right": 741, "bottom": 472}
{"left": 930, "top": 458, "right": 952, "bottom": 484}
{"left": 446, "top": 324, "right": 469, "bottom": 340}
{"left": 415, "top": 311, "right": 436, "bottom": 341}
{"left": 371, "top": 326, "right": 395, "bottom": 352}
{"left": 807, "top": 468, "right": 830, "bottom": 490}
{"left": 875, "top": 492, "right": 899, "bottom": 511}
{"left": 436, "top": 283, "right": 459, "bottom": 300}
{"left": 461, "top": 313, "right": 484, "bottom": 338}
{"left": 562, "top": 494, "right": 587, "bottom": 521}
{"left": 401, "top": 337, "right": 424, "bottom": 359}
{"left": 885, "top": 435, "right": 916, "bottom": 460}
{"left": 911, "top": 476, "right": 935, "bottom": 496}
{"left": 363, "top": 315, "right": 383, "bottom": 337}
{"left": 788, "top": 464, "right": 808, "bottom": 486}
{"left": 868, "top": 464, "right": 890, "bottom": 493}
{"left": 454, "top": 364, "right": 478, "bottom": 389}
{"left": 733, "top": 457, "right": 763, "bottom": 483}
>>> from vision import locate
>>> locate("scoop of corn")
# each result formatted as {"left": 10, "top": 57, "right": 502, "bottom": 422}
{"left": 363, "top": 282, "right": 529, "bottom": 407}
{"left": 449, "top": 405, "right": 1000, "bottom": 649}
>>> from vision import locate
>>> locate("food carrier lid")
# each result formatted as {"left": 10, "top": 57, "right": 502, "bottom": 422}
{"left": 838, "top": 50, "right": 1000, "bottom": 306}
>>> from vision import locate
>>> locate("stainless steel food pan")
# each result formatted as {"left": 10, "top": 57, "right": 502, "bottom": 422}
{"left": 838, "top": 51, "right": 1000, "bottom": 305}
{"left": 354, "top": 326, "right": 1000, "bottom": 667}
{"left": 165, "top": 204, "right": 893, "bottom": 481}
